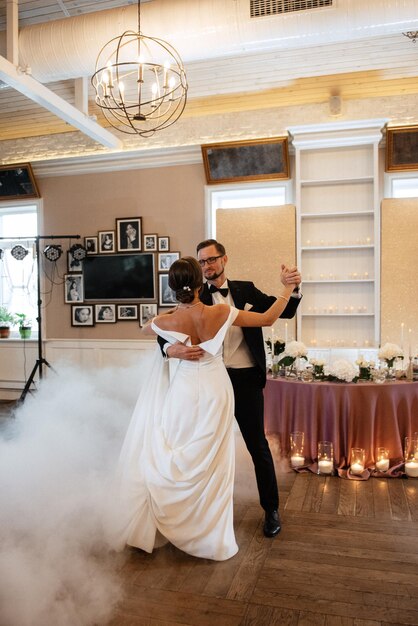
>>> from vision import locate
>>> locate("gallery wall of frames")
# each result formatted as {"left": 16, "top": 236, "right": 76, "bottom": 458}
{"left": 65, "top": 216, "right": 180, "bottom": 328}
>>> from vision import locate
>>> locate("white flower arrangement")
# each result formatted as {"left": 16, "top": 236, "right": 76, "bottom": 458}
{"left": 310, "top": 358, "right": 326, "bottom": 367}
{"left": 378, "top": 343, "right": 403, "bottom": 364}
{"left": 355, "top": 358, "right": 375, "bottom": 368}
{"left": 283, "top": 340, "right": 308, "bottom": 359}
{"left": 327, "top": 359, "right": 358, "bottom": 383}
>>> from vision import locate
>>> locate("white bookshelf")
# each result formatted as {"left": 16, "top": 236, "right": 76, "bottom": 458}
{"left": 289, "top": 120, "right": 386, "bottom": 350}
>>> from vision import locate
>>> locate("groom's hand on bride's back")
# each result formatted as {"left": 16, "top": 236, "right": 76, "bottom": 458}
{"left": 166, "top": 342, "right": 205, "bottom": 360}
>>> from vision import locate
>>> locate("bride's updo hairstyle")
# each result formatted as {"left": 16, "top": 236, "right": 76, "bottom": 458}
{"left": 169, "top": 256, "right": 203, "bottom": 304}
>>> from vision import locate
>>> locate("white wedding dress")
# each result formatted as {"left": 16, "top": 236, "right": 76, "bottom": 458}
{"left": 117, "top": 306, "right": 239, "bottom": 561}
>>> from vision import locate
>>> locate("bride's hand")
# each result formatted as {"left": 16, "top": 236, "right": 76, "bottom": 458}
{"left": 280, "top": 264, "right": 301, "bottom": 287}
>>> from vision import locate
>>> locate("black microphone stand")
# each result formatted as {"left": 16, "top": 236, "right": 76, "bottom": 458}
{"left": 0, "top": 234, "right": 80, "bottom": 402}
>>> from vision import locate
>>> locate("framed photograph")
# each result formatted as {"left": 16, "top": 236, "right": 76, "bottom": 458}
{"left": 386, "top": 125, "right": 418, "bottom": 172}
{"left": 117, "top": 305, "right": 138, "bottom": 321}
{"left": 158, "top": 236, "right": 170, "bottom": 251}
{"left": 85, "top": 236, "right": 98, "bottom": 255}
{"left": 67, "top": 250, "right": 83, "bottom": 272}
{"left": 0, "top": 163, "right": 40, "bottom": 201}
{"left": 159, "top": 273, "right": 177, "bottom": 306}
{"left": 95, "top": 304, "right": 116, "bottom": 323}
{"left": 143, "top": 234, "right": 157, "bottom": 251}
{"left": 64, "top": 274, "right": 84, "bottom": 304}
{"left": 139, "top": 303, "right": 158, "bottom": 326}
{"left": 71, "top": 305, "right": 94, "bottom": 327}
{"left": 116, "top": 217, "right": 142, "bottom": 252}
{"left": 201, "top": 136, "right": 290, "bottom": 184}
{"left": 158, "top": 251, "right": 180, "bottom": 272}
{"left": 99, "top": 230, "right": 115, "bottom": 254}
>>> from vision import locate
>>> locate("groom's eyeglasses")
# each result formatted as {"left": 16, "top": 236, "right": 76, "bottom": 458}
{"left": 198, "top": 255, "right": 223, "bottom": 267}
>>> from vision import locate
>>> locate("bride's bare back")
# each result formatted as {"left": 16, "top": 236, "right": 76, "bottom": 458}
{"left": 154, "top": 303, "right": 230, "bottom": 345}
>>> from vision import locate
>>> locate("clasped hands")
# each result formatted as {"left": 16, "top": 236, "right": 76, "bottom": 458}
{"left": 280, "top": 264, "right": 301, "bottom": 289}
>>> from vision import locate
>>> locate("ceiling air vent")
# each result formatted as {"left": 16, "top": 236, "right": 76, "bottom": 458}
{"left": 250, "top": 0, "right": 333, "bottom": 18}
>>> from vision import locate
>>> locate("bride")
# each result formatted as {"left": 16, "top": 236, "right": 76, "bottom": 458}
{"left": 117, "top": 257, "right": 297, "bottom": 561}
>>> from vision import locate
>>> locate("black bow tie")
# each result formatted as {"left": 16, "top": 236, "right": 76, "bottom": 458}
{"left": 209, "top": 284, "right": 229, "bottom": 297}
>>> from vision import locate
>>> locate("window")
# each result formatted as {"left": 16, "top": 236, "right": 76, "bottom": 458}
{"left": 206, "top": 182, "right": 289, "bottom": 237}
{"left": 0, "top": 203, "right": 38, "bottom": 333}
{"left": 391, "top": 177, "right": 418, "bottom": 198}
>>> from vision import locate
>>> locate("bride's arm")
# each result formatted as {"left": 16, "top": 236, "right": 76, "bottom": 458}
{"left": 232, "top": 266, "right": 298, "bottom": 328}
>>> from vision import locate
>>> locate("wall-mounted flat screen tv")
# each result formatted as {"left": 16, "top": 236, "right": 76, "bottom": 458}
{"left": 83, "top": 253, "right": 155, "bottom": 301}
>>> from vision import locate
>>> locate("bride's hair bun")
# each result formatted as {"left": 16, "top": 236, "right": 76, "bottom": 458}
{"left": 169, "top": 257, "right": 203, "bottom": 304}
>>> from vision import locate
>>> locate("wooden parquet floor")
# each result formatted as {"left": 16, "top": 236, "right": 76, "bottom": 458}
{"left": 109, "top": 447, "right": 418, "bottom": 626}
{"left": 1, "top": 402, "right": 418, "bottom": 626}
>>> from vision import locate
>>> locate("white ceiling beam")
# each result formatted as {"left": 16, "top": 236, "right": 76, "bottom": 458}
{"left": 6, "top": 0, "right": 18, "bottom": 65}
{"left": 0, "top": 54, "right": 123, "bottom": 149}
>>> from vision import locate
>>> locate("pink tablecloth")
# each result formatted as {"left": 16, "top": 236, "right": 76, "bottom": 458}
{"left": 264, "top": 377, "right": 418, "bottom": 468}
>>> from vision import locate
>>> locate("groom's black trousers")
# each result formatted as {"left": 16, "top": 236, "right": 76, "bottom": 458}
{"left": 227, "top": 366, "right": 279, "bottom": 513}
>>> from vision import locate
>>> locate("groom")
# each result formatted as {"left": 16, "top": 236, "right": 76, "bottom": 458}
{"left": 159, "top": 239, "right": 302, "bottom": 537}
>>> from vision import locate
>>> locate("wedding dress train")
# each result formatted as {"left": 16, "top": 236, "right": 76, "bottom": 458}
{"left": 117, "top": 306, "right": 239, "bottom": 561}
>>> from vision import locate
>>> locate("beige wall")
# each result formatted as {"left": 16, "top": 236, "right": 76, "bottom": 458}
{"left": 40, "top": 163, "right": 206, "bottom": 338}
{"left": 381, "top": 198, "right": 418, "bottom": 354}
{"left": 217, "top": 205, "right": 297, "bottom": 341}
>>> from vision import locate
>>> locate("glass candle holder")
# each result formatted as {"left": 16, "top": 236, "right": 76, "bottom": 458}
{"left": 404, "top": 436, "right": 418, "bottom": 477}
{"left": 350, "top": 447, "right": 365, "bottom": 475}
{"left": 317, "top": 441, "right": 333, "bottom": 475}
{"left": 375, "top": 447, "right": 389, "bottom": 472}
{"left": 290, "top": 431, "right": 305, "bottom": 467}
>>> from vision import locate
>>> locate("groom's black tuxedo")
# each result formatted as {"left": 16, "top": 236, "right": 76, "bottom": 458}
{"left": 199, "top": 280, "right": 300, "bottom": 386}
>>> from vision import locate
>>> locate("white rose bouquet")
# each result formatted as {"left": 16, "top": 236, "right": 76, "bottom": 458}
{"left": 310, "top": 358, "right": 326, "bottom": 379}
{"left": 327, "top": 359, "right": 358, "bottom": 383}
{"left": 355, "top": 357, "right": 375, "bottom": 380}
{"left": 378, "top": 343, "right": 403, "bottom": 368}
{"left": 278, "top": 340, "right": 308, "bottom": 369}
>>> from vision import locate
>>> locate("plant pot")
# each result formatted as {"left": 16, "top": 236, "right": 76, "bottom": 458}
{"left": 0, "top": 326, "right": 11, "bottom": 339}
{"left": 19, "top": 326, "right": 32, "bottom": 339}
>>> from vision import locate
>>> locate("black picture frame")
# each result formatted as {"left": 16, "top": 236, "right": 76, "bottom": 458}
{"left": 85, "top": 236, "right": 98, "bottom": 255}
{"left": 159, "top": 273, "right": 177, "bottom": 306}
{"left": 116, "top": 217, "right": 142, "bottom": 252}
{"left": 386, "top": 125, "right": 418, "bottom": 172}
{"left": 0, "top": 163, "right": 40, "bottom": 201}
{"left": 139, "top": 303, "right": 158, "bottom": 326}
{"left": 67, "top": 250, "right": 83, "bottom": 273}
{"left": 201, "top": 136, "right": 290, "bottom": 184}
{"left": 64, "top": 274, "right": 84, "bottom": 304}
{"left": 117, "top": 305, "right": 138, "bottom": 321}
{"left": 144, "top": 234, "right": 157, "bottom": 251}
{"left": 71, "top": 305, "right": 94, "bottom": 327}
{"left": 95, "top": 304, "right": 116, "bottom": 323}
{"left": 158, "top": 236, "right": 170, "bottom": 251}
{"left": 99, "top": 230, "right": 115, "bottom": 254}
{"left": 158, "top": 251, "right": 180, "bottom": 272}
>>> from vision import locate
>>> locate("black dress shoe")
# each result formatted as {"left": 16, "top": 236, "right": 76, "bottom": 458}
{"left": 263, "top": 509, "right": 281, "bottom": 537}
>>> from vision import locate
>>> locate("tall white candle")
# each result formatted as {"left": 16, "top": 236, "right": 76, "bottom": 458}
{"left": 291, "top": 455, "right": 305, "bottom": 468}
{"left": 285, "top": 322, "right": 288, "bottom": 343}
{"left": 401, "top": 322, "right": 405, "bottom": 350}
{"left": 409, "top": 328, "right": 412, "bottom": 358}
{"left": 318, "top": 459, "right": 333, "bottom": 474}
{"left": 376, "top": 459, "right": 389, "bottom": 472}
{"left": 350, "top": 462, "right": 364, "bottom": 475}
{"left": 405, "top": 461, "right": 418, "bottom": 477}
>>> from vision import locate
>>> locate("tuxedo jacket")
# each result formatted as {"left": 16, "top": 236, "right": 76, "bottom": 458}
{"left": 200, "top": 281, "right": 301, "bottom": 386}
{"left": 157, "top": 280, "right": 301, "bottom": 387}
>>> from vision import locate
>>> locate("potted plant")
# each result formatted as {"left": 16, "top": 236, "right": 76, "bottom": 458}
{"left": 15, "top": 313, "right": 32, "bottom": 339}
{"left": 0, "top": 306, "right": 16, "bottom": 339}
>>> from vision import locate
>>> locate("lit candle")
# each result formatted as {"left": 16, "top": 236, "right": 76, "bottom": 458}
{"left": 290, "top": 454, "right": 305, "bottom": 468}
{"left": 350, "top": 462, "right": 364, "bottom": 475}
{"left": 409, "top": 328, "right": 412, "bottom": 358}
{"left": 106, "top": 62, "right": 114, "bottom": 88}
{"left": 405, "top": 460, "right": 418, "bottom": 477}
{"left": 318, "top": 460, "right": 333, "bottom": 474}
{"left": 401, "top": 322, "right": 405, "bottom": 349}
{"left": 285, "top": 322, "right": 288, "bottom": 343}
{"left": 376, "top": 458, "right": 389, "bottom": 472}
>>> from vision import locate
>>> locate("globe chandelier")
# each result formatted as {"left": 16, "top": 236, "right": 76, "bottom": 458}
{"left": 91, "top": 0, "right": 188, "bottom": 137}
